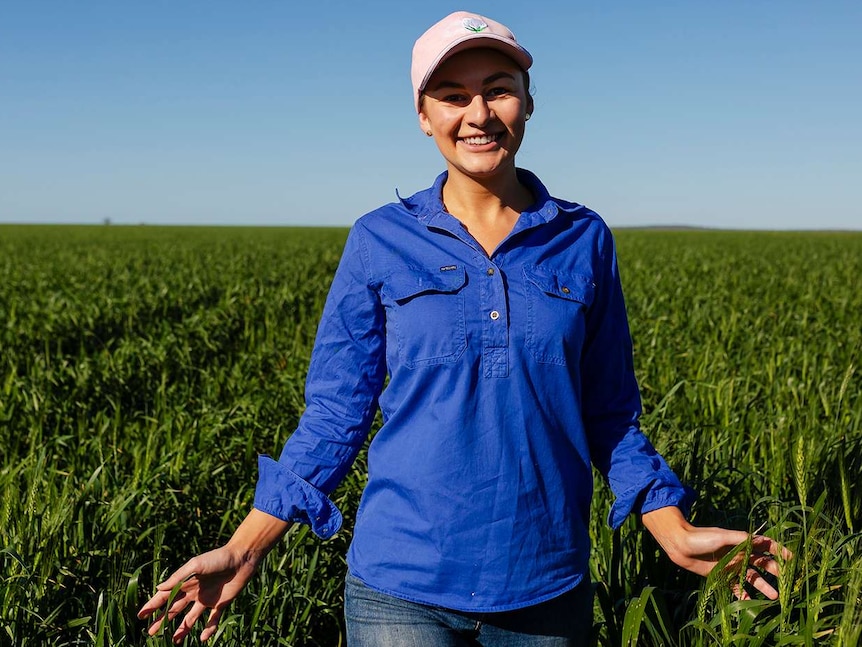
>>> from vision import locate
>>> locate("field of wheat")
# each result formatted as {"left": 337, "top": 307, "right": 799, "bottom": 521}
{"left": 1, "top": 225, "right": 860, "bottom": 646}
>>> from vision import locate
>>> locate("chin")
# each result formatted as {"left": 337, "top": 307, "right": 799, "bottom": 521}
{"left": 465, "top": 164, "right": 511, "bottom": 179}
{"left": 453, "top": 158, "right": 513, "bottom": 178}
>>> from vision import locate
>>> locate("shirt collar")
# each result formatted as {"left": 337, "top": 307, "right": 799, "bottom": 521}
{"left": 396, "top": 169, "right": 583, "bottom": 226}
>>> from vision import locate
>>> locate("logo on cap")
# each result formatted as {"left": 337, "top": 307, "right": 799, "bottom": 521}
{"left": 461, "top": 17, "right": 488, "bottom": 33}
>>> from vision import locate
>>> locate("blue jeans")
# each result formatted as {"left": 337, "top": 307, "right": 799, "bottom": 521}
{"left": 344, "top": 573, "right": 594, "bottom": 646}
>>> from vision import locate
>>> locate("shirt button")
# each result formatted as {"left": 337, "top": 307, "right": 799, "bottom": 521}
{"left": 489, "top": 310, "right": 500, "bottom": 320}
{"left": 486, "top": 268, "right": 495, "bottom": 276}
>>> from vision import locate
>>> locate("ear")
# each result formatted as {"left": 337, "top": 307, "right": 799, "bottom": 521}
{"left": 418, "top": 111, "right": 431, "bottom": 136}
{"left": 526, "top": 95, "right": 535, "bottom": 118}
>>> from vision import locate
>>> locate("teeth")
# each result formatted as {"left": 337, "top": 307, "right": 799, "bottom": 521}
{"left": 462, "top": 134, "right": 498, "bottom": 145}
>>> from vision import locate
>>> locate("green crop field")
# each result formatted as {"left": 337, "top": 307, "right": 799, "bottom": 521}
{"left": 1, "top": 225, "right": 860, "bottom": 646}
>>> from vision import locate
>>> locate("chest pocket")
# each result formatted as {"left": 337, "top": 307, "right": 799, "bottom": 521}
{"left": 523, "top": 266, "right": 595, "bottom": 366}
{"left": 382, "top": 267, "right": 468, "bottom": 368}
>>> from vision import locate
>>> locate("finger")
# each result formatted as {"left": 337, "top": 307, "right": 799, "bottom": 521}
{"left": 147, "top": 613, "right": 165, "bottom": 636}
{"left": 730, "top": 563, "right": 780, "bottom": 601}
{"left": 747, "top": 568, "right": 780, "bottom": 600}
{"left": 727, "top": 560, "right": 760, "bottom": 601}
{"left": 751, "top": 552, "right": 783, "bottom": 579}
{"left": 146, "top": 609, "right": 169, "bottom": 636}
{"left": 138, "top": 589, "right": 173, "bottom": 618}
{"left": 724, "top": 537, "right": 789, "bottom": 571}
{"left": 751, "top": 535, "right": 793, "bottom": 561}
{"left": 166, "top": 593, "right": 191, "bottom": 622}
{"left": 730, "top": 581, "right": 750, "bottom": 601}
{"left": 200, "top": 606, "right": 225, "bottom": 642}
{"left": 138, "top": 560, "right": 201, "bottom": 619}
{"left": 173, "top": 601, "right": 209, "bottom": 643}
{"left": 721, "top": 548, "right": 752, "bottom": 573}
{"left": 155, "top": 558, "right": 201, "bottom": 592}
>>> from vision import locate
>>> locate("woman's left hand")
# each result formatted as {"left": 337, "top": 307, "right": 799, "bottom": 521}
{"left": 641, "top": 506, "right": 792, "bottom": 600}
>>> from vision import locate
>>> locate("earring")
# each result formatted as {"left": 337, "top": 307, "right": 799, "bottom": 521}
{"left": 426, "top": 130, "right": 433, "bottom": 136}
{"left": 525, "top": 113, "right": 531, "bottom": 121}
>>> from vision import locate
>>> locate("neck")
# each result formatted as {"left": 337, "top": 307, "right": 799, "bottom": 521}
{"left": 441, "top": 166, "right": 533, "bottom": 224}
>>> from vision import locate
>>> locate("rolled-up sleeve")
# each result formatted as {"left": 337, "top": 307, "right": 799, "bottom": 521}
{"left": 580, "top": 227, "right": 695, "bottom": 529}
{"left": 253, "top": 224, "right": 386, "bottom": 539}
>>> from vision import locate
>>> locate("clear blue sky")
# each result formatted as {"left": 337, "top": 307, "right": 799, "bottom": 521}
{"left": 1, "top": 0, "right": 860, "bottom": 229}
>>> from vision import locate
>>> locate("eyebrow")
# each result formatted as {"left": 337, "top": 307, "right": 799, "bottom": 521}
{"left": 430, "top": 71, "right": 517, "bottom": 91}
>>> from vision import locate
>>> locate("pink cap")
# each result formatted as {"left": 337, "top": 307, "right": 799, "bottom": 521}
{"left": 411, "top": 11, "right": 533, "bottom": 112}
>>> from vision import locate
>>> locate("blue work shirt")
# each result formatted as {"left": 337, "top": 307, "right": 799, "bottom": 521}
{"left": 254, "top": 169, "right": 693, "bottom": 612}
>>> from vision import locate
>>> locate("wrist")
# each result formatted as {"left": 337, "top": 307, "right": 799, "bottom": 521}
{"left": 642, "top": 506, "right": 692, "bottom": 530}
{"left": 641, "top": 506, "right": 693, "bottom": 561}
{"left": 225, "top": 508, "right": 292, "bottom": 566}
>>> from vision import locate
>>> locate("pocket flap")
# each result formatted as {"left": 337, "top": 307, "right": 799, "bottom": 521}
{"left": 386, "top": 266, "right": 468, "bottom": 303}
{"left": 523, "top": 266, "right": 595, "bottom": 305}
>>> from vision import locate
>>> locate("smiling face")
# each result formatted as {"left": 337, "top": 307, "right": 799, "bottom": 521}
{"left": 418, "top": 48, "right": 533, "bottom": 183}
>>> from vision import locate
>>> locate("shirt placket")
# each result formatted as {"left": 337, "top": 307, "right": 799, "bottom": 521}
{"left": 476, "top": 210, "right": 557, "bottom": 379}
{"left": 480, "top": 259, "right": 508, "bottom": 378}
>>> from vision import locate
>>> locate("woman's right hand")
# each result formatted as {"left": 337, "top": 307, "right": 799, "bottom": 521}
{"left": 137, "top": 509, "right": 291, "bottom": 643}
{"left": 137, "top": 544, "right": 259, "bottom": 643}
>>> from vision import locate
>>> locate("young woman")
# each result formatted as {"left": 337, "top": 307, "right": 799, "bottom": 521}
{"left": 139, "top": 12, "right": 788, "bottom": 646}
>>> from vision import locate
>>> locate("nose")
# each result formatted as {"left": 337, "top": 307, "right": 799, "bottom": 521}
{"left": 466, "top": 94, "right": 493, "bottom": 127}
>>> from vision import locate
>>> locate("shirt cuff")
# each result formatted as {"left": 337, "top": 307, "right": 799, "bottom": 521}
{"left": 607, "top": 470, "right": 696, "bottom": 530}
{"left": 253, "top": 455, "right": 343, "bottom": 539}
